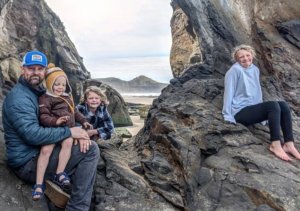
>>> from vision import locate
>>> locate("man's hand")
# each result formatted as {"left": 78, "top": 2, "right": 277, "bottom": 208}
{"left": 70, "top": 127, "right": 89, "bottom": 139}
{"left": 83, "top": 122, "right": 93, "bottom": 130}
{"left": 70, "top": 127, "right": 91, "bottom": 153}
{"left": 56, "top": 116, "right": 70, "bottom": 125}
{"left": 74, "top": 138, "right": 92, "bottom": 153}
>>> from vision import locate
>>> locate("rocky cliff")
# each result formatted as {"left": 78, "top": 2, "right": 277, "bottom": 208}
{"left": 0, "top": 0, "right": 89, "bottom": 106}
{"left": 0, "top": 0, "right": 133, "bottom": 128}
{"left": 170, "top": 1, "right": 202, "bottom": 77}
{"left": 93, "top": 1, "right": 300, "bottom": 211}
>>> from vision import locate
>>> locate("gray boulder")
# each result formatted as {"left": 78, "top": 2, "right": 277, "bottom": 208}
{"left": 0, "top": 132, "right": 49, "bottom": 211}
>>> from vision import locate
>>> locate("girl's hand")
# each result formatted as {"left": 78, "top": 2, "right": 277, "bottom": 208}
{"left": 56, "top": 116, "right": 70, "bottom": 125}
{"left": 83, "top": 122, "right": 93, "bottom": 130}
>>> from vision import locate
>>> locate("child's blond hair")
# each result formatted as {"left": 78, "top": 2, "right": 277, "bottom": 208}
{"left": 80, "top": 86, "right": 109, "bottom": 106}
{"left": 232, "top": 44, "right": 256, "bottom": 61}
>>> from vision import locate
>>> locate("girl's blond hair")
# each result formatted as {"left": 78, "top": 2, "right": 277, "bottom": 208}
{"left": 232, "top": 44, "right": 256, "bottom": 61}
{"left": 80, "top": 86, "right": 109, "bottom": 105}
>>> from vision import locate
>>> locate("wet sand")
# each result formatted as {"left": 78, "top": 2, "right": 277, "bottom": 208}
{"left": 120, "top": 96, "right": 157, "bottom": 138}
{"left": 123, "top": 116, "right": 145, "bottom": 137}
{"left": 122, "top": 96, "right": 156, "bottom": 105}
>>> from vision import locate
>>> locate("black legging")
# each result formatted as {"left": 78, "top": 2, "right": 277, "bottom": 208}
{"left": 234, "top": 101, "right": 294, "bottom": 142}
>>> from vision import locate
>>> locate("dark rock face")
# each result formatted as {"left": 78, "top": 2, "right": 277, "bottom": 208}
{"left": 93, "top": 137, "right": 178, "bottom": 211}
{"left": 91, "top": 1, "right": 300, "bottom": 211}
{"left": 92, "top": 67, "right": 300, "bottom": 211}
{"left": 116, "top": 63, "right": 300, "bottom": 210}
{"left": 0, "top": 0, "right": 89, "bottom": 104}
{"left": 170, "top": 1, "right": 202, "bottom": 77}
{"left": 277, "top": 20, "right": 300, "bottom": 49}
{"left": 119, "top": 0, "right": 300, "bottom": 210}
{"left": 0, "top": 132, "right": 49, "bottom": 210}
{"left": 84, "top": 79, "right": 133, "bottom": 127}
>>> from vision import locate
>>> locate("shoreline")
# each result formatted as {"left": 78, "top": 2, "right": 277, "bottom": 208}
{"left": 118, "top": 95, "right": 157, "bottom": 139}
{"left": 122, "top": 95, "right": 157, "bottom": 105}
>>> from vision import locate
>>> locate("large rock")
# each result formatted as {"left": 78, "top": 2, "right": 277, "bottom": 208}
{"left": 84, "top": 79, "right": 133, "bottom": 127}
{"left": 93, "top": 137, "right": 178, "bottom": 211}
{"left": 170, "top": 1, "right": 202, "bottom": 77}
{"left": 128, "top": 0, "right": 300, "bottom": 210}
{"left": 277, "top": 19, "right": 300, "bottom": 49}
{"left": 133, "top": 64, "right": 300, "bottom": 210}
{"left": 0, "top": 131, "right": 49, "bottom": 211}
{"left": 92, "top": 1, "right": 300, "bottom": 211}
{"left": 0, "top": 0, "right": 90, "bottom": 103}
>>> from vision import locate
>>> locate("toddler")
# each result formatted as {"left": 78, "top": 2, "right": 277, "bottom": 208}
{"left": 32, "top": 63, "right": 92, "bottom": 201}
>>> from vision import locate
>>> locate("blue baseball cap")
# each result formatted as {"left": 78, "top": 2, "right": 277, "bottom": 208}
{"left": 22, "top": 51, "right": 47, "bottom": 67}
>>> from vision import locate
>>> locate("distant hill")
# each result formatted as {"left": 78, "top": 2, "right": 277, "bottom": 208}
{"left": 95, "top": 75, "right": 168, "bottom": 93}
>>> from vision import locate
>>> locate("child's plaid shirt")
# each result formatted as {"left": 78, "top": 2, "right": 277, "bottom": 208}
{"left": 76, "top": 103, "right": 114, "bottom": 140}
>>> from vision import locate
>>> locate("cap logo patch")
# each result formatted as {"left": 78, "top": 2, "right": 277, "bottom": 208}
{"left": 32, "top": 55, "right": 42, "bottom": 62}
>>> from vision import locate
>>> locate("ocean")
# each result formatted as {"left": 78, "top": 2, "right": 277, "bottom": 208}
{"left": 121, "top": 93, "right": 160, "bottom": 97}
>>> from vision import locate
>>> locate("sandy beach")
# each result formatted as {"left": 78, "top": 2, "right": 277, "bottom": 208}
{"left": 120, "top": 95, "right": 157, "bottom": 138}
{"left": 122, "top": 116, "right": 145, "bottom": 138}
{"left": 122, "top": 96, "right": 157, "bottom": 105}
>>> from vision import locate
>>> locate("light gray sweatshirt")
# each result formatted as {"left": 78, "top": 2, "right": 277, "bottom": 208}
{"left": 222, "top": 62, "right": 265, "bottom": 124}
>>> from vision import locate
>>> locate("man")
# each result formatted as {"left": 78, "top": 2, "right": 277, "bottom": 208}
{"left": 2, "top": 51, "right": 100, "bottom": 211}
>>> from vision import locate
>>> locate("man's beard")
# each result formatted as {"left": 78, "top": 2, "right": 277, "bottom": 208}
{"left": 23, "top": 75, "right": 43, "bottom": 87}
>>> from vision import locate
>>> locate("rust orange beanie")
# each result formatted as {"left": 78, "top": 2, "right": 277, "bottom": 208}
{"left": 45, "top": 63, "right": 75, "bottom": 113}
{"left": 45, "top": 63, "right": 72, "bottom": 94}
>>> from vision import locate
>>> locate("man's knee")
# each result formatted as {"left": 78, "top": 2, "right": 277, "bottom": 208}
{"left": 89, "top": 141, "right": 100, "bottom": 159}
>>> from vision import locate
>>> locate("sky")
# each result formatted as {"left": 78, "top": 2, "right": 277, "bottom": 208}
{"left": 45, "top": 0, "right": 174, "bottom": 83}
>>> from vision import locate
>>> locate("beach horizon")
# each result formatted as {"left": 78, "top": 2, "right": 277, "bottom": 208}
{"left": 118, "top": 94, "right": 158, "bottom": 139}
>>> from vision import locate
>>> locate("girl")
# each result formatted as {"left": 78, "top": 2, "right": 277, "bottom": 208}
{"left": 33, "top": 63, "right": 92, "bottom": 201}
{"left": 77, "top": 86, "right": 114, "bottom": 141}
{"left": 222, "top": 44, "right": 300, "bottom": 161}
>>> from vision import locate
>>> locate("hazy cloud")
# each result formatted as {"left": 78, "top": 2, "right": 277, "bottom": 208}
{"left": 45, "top": 0, "right": 173, "bottom": 82}
{"left": 46, "top": 0, "right": 172, "bottom": 58}
{"left": 85, "top": 57, "right": 173, "bottom": 83}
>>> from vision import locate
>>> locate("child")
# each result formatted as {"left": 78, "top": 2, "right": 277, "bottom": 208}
{"left": 76, "top": 86, "right": 114, "bottom": 141}
{"left": 32, "top": 63, "right": 92, "bottom": 201}
{"left": 222, "top": 44, "right": 300, "bottom": 161}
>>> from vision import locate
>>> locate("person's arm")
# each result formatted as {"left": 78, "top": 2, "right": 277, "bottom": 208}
{"left": 4, "top": 96, "right": 71, "bottom": 145}
{"left": 74, "top": 107, "right": 88, "bottom": 125}
{"left": 96, "top": 107, "right": 114, "bottom": 140}
{"left": 39, "top": 96, "right": 59, "bottom": 127}
{"left": 222, "top": 69, "right": 238, "bottom": 124}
